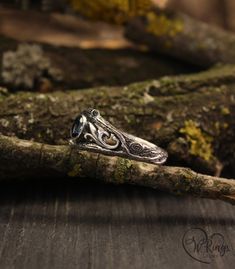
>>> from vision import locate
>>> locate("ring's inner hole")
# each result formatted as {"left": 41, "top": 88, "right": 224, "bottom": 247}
{"left": 104, "top": 135, "right": 118, "bottom": 145}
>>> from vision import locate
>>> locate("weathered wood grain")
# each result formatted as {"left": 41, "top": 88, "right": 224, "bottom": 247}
{"left": 0, "top": 181, "right": 234, "bottom": 269}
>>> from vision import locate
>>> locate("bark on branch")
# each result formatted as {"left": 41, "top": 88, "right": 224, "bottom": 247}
{"left": 1, "top": 65, "right": 235, "bottom": 175}
{"left": 1, "top": 134, "right": 235, "bottom": 205}
{"left": 125, "top": 8, "right": 235, "bottom": 67}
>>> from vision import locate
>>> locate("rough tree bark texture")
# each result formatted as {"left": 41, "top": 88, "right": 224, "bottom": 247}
{"left": 1, "top": 134, "right": 235, "bottom": 205}
{"left": 1, "top": 65, "right": 235, "bottom": 176}
{"left": 125, "top": 8, "right": 235, "bottom": 67}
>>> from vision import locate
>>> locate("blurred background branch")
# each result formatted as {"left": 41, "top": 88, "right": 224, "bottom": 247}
{"left": 2, "top": 0, "right": 235, "bottom": 32}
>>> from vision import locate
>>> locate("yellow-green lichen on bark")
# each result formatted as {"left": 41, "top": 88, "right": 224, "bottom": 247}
{"left": 214, "top": 121, "right": 229, "bottom": 135}
{"left": 114, "top": 158, "right": 132, "bottom": 183}
{"left": 180, "top": 120, "right": 213, "bottom": 161}
{"left": 68, "top": 0, "right": 152, "bottom": 24}
{"left": 146, "top": 11, "right": 183, "bottom": 38}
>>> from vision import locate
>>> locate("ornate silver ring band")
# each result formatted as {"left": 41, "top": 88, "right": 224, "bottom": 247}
{"left": 69, "top": 109, "right": 168, "bottom": 165}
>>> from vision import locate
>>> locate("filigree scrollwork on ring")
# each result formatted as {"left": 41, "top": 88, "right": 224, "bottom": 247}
{"left": 69, "top": 109, "right": 168, "bottom": 165}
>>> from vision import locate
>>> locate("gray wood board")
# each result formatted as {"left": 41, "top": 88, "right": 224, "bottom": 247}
{"left": 0, "top": 180, "right": 234, "bottom": 269}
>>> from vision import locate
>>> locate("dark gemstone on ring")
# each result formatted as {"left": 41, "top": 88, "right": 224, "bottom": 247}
{"left": 71, "top": 115, "right": 85, "bottom": 138}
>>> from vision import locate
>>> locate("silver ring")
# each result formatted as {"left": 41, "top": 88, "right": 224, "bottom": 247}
{"left": 69, "top": 109, "right": 168, "bottom": 165}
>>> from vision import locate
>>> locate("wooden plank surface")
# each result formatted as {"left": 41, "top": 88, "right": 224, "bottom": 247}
{"left": 0, "top": 179, "right": 234, "bottom": 269}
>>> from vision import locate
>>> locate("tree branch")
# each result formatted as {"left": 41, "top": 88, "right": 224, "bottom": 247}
{"left": 125, "top": 8, "right": 235, "bottom": 67}
{"left": 1, "top": 65, "right": 235, "bottom": 175}
{"left": 1, "top": 134, "right": 235, "bottom": 205}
